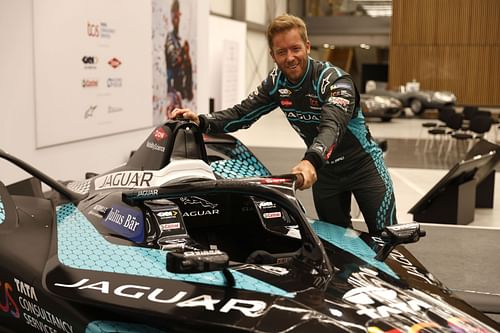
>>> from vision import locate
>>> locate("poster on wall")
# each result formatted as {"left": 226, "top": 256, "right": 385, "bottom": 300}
{"left": 152, "top": 0, "right": 200, "bottom": 125}
{"left": 208, "top": 16, "right": 246, "bottom": 112}
{"left": 33, "top": 0, "right": 153, "bottom": 148}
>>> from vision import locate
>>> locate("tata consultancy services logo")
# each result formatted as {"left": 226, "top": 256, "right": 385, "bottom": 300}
{"left": 87, "top": 21, "right": 99, "bottom": 37}
{"left": 87, "top": 21, "right": 115, "bottom": 39}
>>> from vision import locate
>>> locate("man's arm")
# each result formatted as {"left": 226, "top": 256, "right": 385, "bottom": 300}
{"left": 170, "top": 72, "right": 280, "bottom": 133}
{"left": 171, "top": 85, "right": 277, "bottom": 134}
{"left": 291, "top": 71, "right": 357, "bottom": 190}
{"left": 303, "top": 74, "right": 357, "bottom": 171}
{"left": 200, "top": 83, "right": 279, "bottom": 134}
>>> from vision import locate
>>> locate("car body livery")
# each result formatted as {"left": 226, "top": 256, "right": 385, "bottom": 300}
{"left": 0, "top": 120, "right": 498, "bottom": 333}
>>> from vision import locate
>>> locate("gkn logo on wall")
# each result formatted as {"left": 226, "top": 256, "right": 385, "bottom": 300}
{"left": 82, "top": 56, "right": 98, "bottom": 69}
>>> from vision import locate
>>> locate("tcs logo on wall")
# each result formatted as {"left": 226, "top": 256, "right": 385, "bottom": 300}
{"left": 87, "top": 21, "right": 100, "bottom": 37}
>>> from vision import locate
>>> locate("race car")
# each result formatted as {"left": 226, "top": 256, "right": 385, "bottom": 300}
{"left": 360, "top": 94, "right": 403, "bottom": 122}
{"left": 366, "top": 89, "right": 457, "bottom": 115}
{"left": 1, "top": 120, "right": 498, "bottom": 333}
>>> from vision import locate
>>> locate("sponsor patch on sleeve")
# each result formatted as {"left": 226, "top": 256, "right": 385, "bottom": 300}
{"left": 332, "top": 89, "right": 353, "bottom": 98}
{"left": 327, "top": 96, "right": 350, "bottom": 111}
{"left": 331, "top": 82, "right": 353, "bottom": 90}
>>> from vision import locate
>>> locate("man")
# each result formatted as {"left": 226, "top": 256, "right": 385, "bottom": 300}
{"left": 171, "top": 14, "right": 397, "bottom": 234}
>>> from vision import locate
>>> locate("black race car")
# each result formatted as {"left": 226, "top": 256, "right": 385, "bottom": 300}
{"left": 1, "top": 120, "right": 498, "bottom": 333}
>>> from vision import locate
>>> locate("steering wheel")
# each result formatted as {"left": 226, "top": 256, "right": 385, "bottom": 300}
{"left": 245, "top": 250, "right": 278, "bottom": 264}
{"left": 245, "top": 249, "right": 300, "bottom": 265}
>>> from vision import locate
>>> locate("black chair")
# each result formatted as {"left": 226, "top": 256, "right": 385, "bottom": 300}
{"left": 424, "top": 107, "right": 456, "bottom": 153}
{"left": 462, "top": 105, "right": 478, "bottom": 121}
{"left": 447, "top": 113, "right": 493, "bottom": 155}
{"left": 446, "top": 112, "right": 473, "bottom": 155}
{"left": 472, "top": 110, "right": 498, "bottom": 142}
{"left": 475, "top": 109, "right": 492, "bottom": 118}
{"left": 461, "top": 105, "right": 478, "bottom": 131}
{"left": 467, "top": 114, "right": 493, "bottom": 149}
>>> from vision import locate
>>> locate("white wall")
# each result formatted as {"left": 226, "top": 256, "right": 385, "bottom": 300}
{"left": 209, "top": 0, "right": 232, "bottom": 17}
{"left": 208, "top": 16, "right": 246, "bottom": 111}
{"left": 245, "top": 30, "right": 270, "bottom": 93}
{"left": 0, "top": 0, "right": 207, "bottom": 185}
{"left": 0, "top": 0, "right": 288, "bottom": 186}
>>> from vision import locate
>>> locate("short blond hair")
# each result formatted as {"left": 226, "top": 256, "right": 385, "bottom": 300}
{"left": 267, "top": 14, "right": 308, "bottom": 49}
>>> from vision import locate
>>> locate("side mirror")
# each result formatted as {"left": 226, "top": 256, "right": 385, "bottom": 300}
{"left": 375, "top": 223, "right": 426, "bottom": 261}
{"left": 166, "top": 249, "right": 229, "bottom": 274}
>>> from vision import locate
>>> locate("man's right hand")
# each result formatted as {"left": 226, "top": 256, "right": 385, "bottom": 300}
{"left": 291, "top": 159, "right": 317, "bottom": 190}
{"left": 170, "top": 108, "right": 200, "bottom": 126}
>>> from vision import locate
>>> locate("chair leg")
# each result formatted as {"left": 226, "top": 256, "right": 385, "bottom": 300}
{"left": 438, "top": 135, "right": 446, "bottom": 156}
{"left": 423, "top": 135, "right": 430, "bottom": 152}
{"left": 429, "top": 137, "right": 434, "bottom": 150}
{"left": 447, "top": 137, "right": 454, "bottom": 154}
{"left": 467, "top": 139, "right": 474, "bottom": 152}
{"left": 456, "top": 140, "right": 463, "bottom": 159}
{"left": 415, "top": 127, "right": 423, "bottom": 146}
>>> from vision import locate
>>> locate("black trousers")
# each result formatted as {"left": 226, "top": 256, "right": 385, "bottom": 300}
{"left": 312, "top": 155, "right": 397, "bottom": 234}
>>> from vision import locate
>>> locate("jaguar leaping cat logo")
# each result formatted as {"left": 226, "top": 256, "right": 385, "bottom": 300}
{"left": 180, "top": 196, "right": 218, "bottom": 209}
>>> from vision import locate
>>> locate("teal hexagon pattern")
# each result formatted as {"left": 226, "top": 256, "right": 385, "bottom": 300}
{"left": 310, "top": 220, "right": 398, "bottom": 279}
{"left": 210, "top": 141, "right": 270, "bottom": 179}
{"left": 210, "top": 159, "right": 266, "bottom": 178}
{"left": 56, "top": 203, "right": 293, "bottom": 297}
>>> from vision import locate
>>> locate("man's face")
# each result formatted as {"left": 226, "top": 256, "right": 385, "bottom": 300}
{"left": 270, "top": 28, "right": 311, "bottom": 84}
{"left": 172, "top": 10, "right": 181, "bottom": 30}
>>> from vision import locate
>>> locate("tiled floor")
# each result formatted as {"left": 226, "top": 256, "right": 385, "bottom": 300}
{"left": 232, "top": 110, "right": 500, "bottom": 229}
